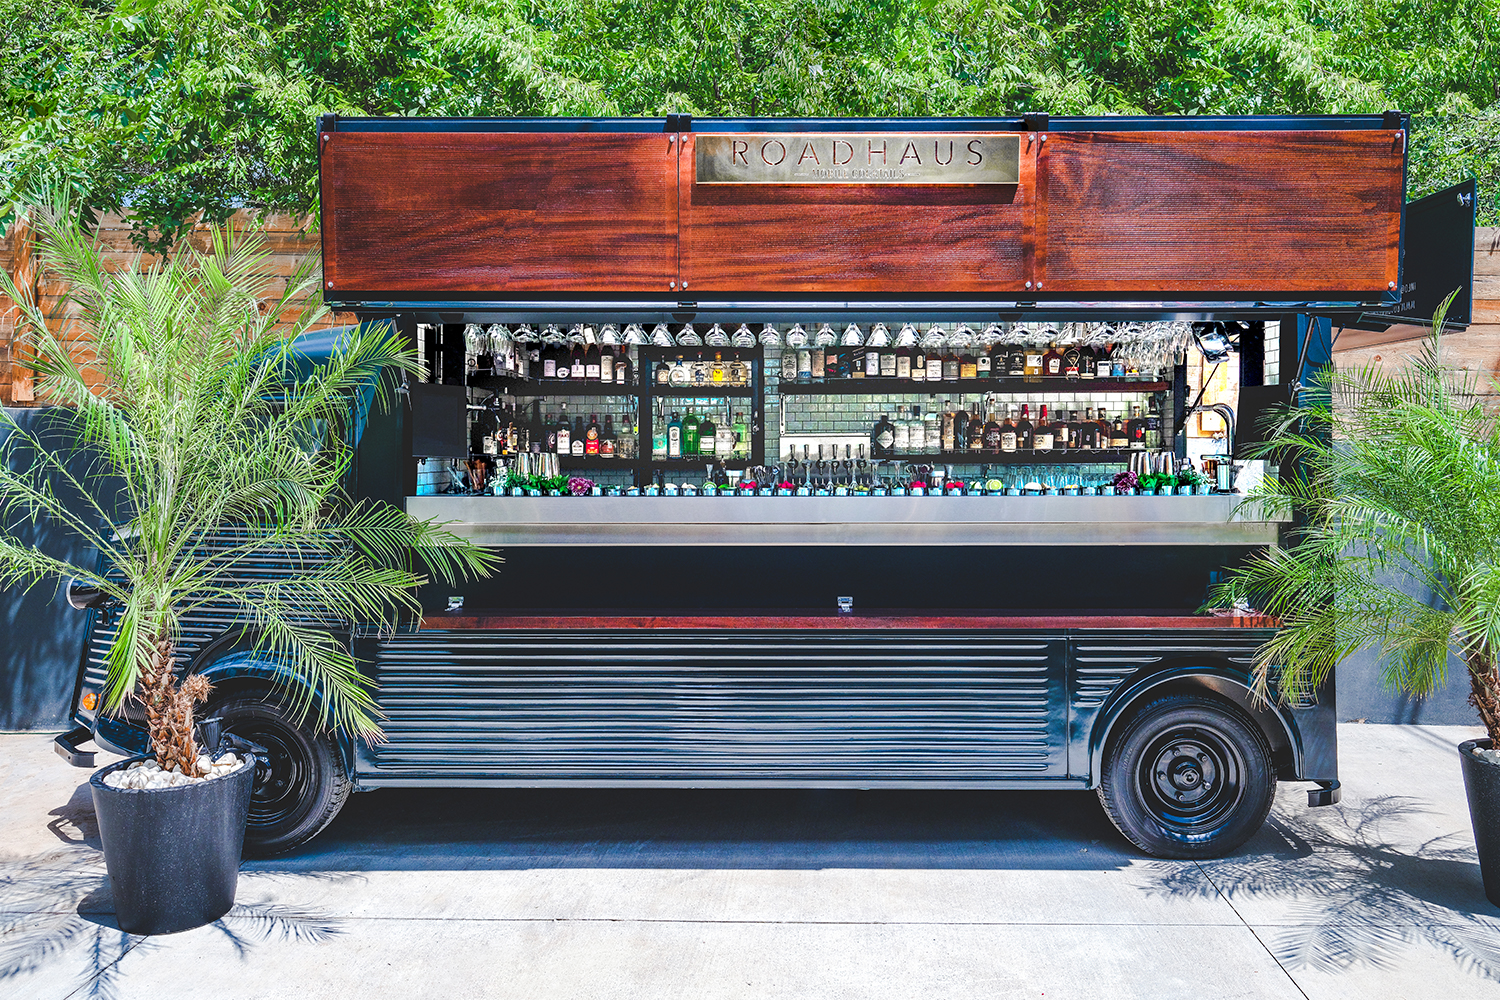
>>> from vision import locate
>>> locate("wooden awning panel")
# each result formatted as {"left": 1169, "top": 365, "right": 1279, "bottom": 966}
{"left": 320, "top": 131, "right": 679, "bottom": 294}
{"left": 320, "top": 124, "right": 1404, "bottom": 300}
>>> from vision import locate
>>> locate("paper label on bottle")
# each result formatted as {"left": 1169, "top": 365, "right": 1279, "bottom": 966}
{"left": 999, "top": 431, "right": 1016, "bottom": 451}
{"left": 600, "top": 358, "right": 613, "bottom": 381}
{"left": 876, "top": 429, "right": 894, "bottom": 448}
{"left": 896, "top": 356, "right": 911, "bottom": 379}
{"left": 1026, "top": 352, "right": 1042, "bottom": 368}
{"left": 1035, "top": 432, "right": 1053, "bottom": 450}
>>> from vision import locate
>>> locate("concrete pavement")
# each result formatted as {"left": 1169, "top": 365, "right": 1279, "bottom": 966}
{"left": 1, "top": 724, "right": 1496, "bottom": 999}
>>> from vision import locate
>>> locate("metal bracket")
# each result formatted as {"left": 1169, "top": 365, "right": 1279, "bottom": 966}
{"left": 53, "top": 726, "right": 96, "bottom": 768}
{"left": 1307, "top": 779, "right": 1341, "bottom": 807}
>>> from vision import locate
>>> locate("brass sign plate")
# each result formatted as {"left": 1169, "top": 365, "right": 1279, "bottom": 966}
{"left": 695, "top": 133, "right": 1020, "bottom": 185}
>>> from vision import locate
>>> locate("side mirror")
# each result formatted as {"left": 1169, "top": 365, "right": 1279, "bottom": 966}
{"left": 65, "top": 579, "right": 110, "bottom": 611}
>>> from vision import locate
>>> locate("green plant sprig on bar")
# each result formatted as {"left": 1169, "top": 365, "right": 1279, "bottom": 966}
{"left": 1210, "top": 291, "right": 1500, "bottom": 744}
{"left": 0, "top": 195, "right": 499, "bottom": 773}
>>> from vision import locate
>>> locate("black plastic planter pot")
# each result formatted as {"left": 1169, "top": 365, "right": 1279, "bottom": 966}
{"left": 1459, "top": 739, "right": 1500, "bottom": 908}
{"left": 90, "top": 752, "right": 258, "bottom": 934}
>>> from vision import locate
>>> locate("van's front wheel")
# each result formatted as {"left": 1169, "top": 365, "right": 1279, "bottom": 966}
{"left": 1098, "top": 694, "right": 1275, "bottom": 859}
{"left": 208, "top": 691, "right": 351, "bottom": 857}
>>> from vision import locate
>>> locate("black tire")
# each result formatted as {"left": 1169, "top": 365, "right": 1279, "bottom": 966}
{"left": 1098, "top": 694, "right": 1275, "bottom": 859}
{"left": 208, "top": 690, "right": 352, "bottom": 857}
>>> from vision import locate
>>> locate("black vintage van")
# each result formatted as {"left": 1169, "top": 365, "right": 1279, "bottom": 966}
{"left": 55, "top": 112, "right": 1476, "bottom": 858}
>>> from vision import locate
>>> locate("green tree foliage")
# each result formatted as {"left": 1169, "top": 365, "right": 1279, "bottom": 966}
{"left": 2, "top": 0, "right": 1497, "bottom": 249}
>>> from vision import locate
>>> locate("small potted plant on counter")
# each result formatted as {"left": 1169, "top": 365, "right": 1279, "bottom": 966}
{"left": 1211, "top": 294, "right": 1500, "bottom": 905}
{"left": 0, "top": 201, "right": 497, "bottom": 934}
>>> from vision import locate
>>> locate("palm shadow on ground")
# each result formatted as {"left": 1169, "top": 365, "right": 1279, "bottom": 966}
{"left": 0, "top": 782, "right": 346, "bottom": 1000}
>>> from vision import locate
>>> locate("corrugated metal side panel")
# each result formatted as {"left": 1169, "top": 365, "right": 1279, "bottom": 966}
{"left": 1066, "top": 630, "right": 1275, "bottom": 776}
{"left": 77, "top": 536, "right": 342, "bottom": 721}
{"left": 368, "top": 630, "right": 1068, "bottom": 781}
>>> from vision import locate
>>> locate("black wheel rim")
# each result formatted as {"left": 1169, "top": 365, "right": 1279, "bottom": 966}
{"left": 1135, "top": 723, "right": 1247, "bottom": 841}
{"left": 225, "top": 716, "right": 314, "bottom": 830}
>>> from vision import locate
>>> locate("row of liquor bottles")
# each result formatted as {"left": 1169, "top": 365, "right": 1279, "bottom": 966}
{"left": 866, "top": 402, "right": 1160, "bottom": 457}
{"left": 473, "top": 400, "right": 753, "bottom": 461}
{"left": 782, "top": 342, "right": 1153, "bottom": 383}
{"left": 470, "top": 340, "right": 1158, "bottom": 388}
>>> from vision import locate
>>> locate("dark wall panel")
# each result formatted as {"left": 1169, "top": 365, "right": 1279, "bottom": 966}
{"left": 0, "top": 409, "right": 120, "bottom": 730}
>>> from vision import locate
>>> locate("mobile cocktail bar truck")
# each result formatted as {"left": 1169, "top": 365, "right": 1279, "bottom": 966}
{"left": 57, "top": 113, "right": 1476, "bottom": 857}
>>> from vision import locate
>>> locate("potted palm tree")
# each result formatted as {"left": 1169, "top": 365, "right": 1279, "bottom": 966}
{"left": 0, "top": 201, "right": 498, "bottom": 934}
{"left": 1211, "top": 294, "right": 1500, "bottom": 906}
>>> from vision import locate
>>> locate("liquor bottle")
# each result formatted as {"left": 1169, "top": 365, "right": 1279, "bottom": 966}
{"left": 843, "top": 346, "right": 860, "bottom": 380}
{"left": 1077, "top": 345, "right": 1095, "bottom": 381}
{"left": 732, "top": 411, "right": 749, "bottom": 459}
{"left": 716, "top": 410, "right": 735, "bottom": 458}
{"left": 1112, "top": 353, "right": 1127, "bottom": 380}
{"left": 601, "top": 415, "right": 616, "bottom": 458}
{"left": 892, "top": 404, "right": 910, "bottom": 454}
{"left": 953, "top": 401, "right": 970, "bottom": 453}
{"left": 1145, "top": 396, "right": 1162, "bottom": 450}
{"left": 781, "top": 348, "right": 798, "bottom": 383}
{"left": 1110, "top": 412, "right": 1128, "bottom": 449}
{"left": 542, "top": 345, "right": 559, "bottom": 380}
{"left": 1051, "top": 407, "right": 1070, "bottom": 450}
{"left": 1034, "top": 405, "right": 1053, "bottom": 452}
{"left": 1016, "top": 403, "right": 1034, "bottom": 450}
{"left": 995, "top": 406, "right": 1014, "bottom": 453}
{"left": 600, "top": 342, "right": 615, "bottom": 384}
{"left": 583, "top": 413, "right": 601, "bottom": 455}
{"left": 618, "top": 348, "right": 633, "bottom": 386}
{"left": 698, "top": 411, "right": 717, "bottom": 456}
{"left": 1024, "top": 344, "right": 1043, "bottom": 382}
{"left": 896, "top": 342, "right": 913, "bottom": 380}
{"left": 570, "top": 416, "right": 585, "bottom": 457}
{"left": 1072, "top": 408, "right": 1091, "bottom": 449}
{"left": 871, "top": 413, "right": 896, "bottom": 458}
{"left": 652, "top": 403, "right": 668, "bottom": 458}
{"left": 1093, "top": 344, "right": 1110, "bottom": 380}
{"left": 960, "top": 349, "right": 978, "bottom": 380}
{"left": 585, "top": 343, "right": 601, "bottom": 382}
{"left": 1065, "top": 410, "right": 1083, "bottom": 450}
{"left": 879, "top": 344, "right": 896, "bottom": 378}
{"left": 810, "top": 345, "right": 826, "bottom": 382}
{"left": 797, "top": 348, "right": 813, "bottom": 383}
{"left": 1006, "top": 345, "right": 1026, "bottom": 378}
{"left": 530, "top": 400, "right": 545, "bottom": 454}
{"left": 1063, "top": 345, "right": 1082, "bottom": 380}
{"left": 667, "top": 411, "right": 683, "bottom": 458}
{"left": 711, "top": 352, "right": 726, "bottom": 384}
{"left": 683, "top": 409, "right": 701, "bottom": 456}
{"left": 968, "top": 405, "right": 985, "bottom": 452}
{"left": 555, "top": 404, "right": 571, "bottom": 456}
{"left": 911, "top": 349, "right": 927, "bottom": 382}
{"left": 571, "top": 342, "right": 586, "bottom": 381}
{"left": 1042, "top": 342, "right": 1064, "bottom": 379}
{"left": 1127, "top": 404, "right": 1148, "bottom": 450}
{"left": 693, "top": 354, "right": 710, "bottom": 386}
{"left": 924, "top": 400, "right": 940, "bottom": 454}
{"left": 941, "top": 404, "right": 956, "bottom": 453}
{"left": 976, "top": 346, "right": 992, "bottom": 379}
{"left": 865, "top": 341, "right": 881, "bottom": 379}
{"left": 941, "top": 348, "right": 958, "bottom": 382}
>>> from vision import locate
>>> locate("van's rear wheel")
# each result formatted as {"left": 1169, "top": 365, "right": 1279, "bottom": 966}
{"left": 1098, "top": 694, "right": 1275, "bottom": 859}
{"left": 208, "top": 691, "right": 351, "bottom": 857}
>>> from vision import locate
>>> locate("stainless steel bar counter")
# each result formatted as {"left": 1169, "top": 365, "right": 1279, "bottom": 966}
{"left": 407, "top": 494, "right": 1284, "bottom": 547}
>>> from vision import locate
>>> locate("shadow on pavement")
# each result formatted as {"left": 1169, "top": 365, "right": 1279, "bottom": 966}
{"left": 1147, "top": 794, "right": 1500, "bottom": 982}
{"left": 0, "top": 782, "right": 345, "bottom": 999}
{"left": 255, "top": 787, "right": 1133, "bottom": 872}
